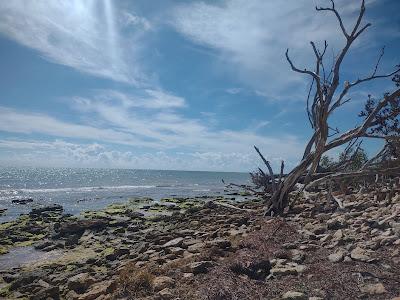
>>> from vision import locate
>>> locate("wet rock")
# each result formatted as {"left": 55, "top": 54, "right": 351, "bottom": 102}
{"left": 34, "top": 240, "right": 53, "bottom": 250}
{"left": 11, "top": 198, "right": 33, "bottom": 205}
{"left": 56, "top": 219, "right": 108, "bottom": 237}
{"left": 282, "top": 291, "right": 307, "bottom": 300}
{"left": 10, "top": 271, "right": 46, "bottom": 290}
{"left": 30, "top": 204, "right": 63, "bottom": 217}
{"left": 153, "top": 276, "right": 175, "bottom": 292}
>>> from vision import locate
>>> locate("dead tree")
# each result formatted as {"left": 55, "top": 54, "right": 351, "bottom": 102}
{"left": 258, "top": 0, "right": 400, "bottom": 216}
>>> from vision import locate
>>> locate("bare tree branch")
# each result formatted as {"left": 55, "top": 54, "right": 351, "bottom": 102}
{"left": 316, "top": 0, "right": 349, "bottom": 39}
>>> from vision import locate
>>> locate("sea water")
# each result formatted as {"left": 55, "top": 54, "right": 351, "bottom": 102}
{"left": 0, "top": 167, "right": 250, "bottom": 222}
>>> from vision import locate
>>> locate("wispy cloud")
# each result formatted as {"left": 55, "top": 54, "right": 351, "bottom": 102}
{"left": 0, "top": 87, "right": 304, "bottom": 170}
{"left": 0, "top": 0, "right": 149, "bottom": 84}
{"left": 169, "top": 0, "right": 383, "bottom": 100}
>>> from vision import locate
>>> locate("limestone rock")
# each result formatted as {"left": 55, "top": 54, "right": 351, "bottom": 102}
{"left": 360, "top": 283, "right": 387, "bottom": 295}
{"left": 282, "top": 291, "right": 307, "bottom": 300}
{"left": 162, "top": 237, "right": 184, "bottom": 248}
{"left": 328, "top": 250, "right": 345, "bottom": 263}
{"left": 350, "top": 247, "right": 373, "bottom": 262}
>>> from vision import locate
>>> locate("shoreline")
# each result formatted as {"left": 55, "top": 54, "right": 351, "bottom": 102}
{"left": 0, "top": 191, "right": 399, "bottom": 299}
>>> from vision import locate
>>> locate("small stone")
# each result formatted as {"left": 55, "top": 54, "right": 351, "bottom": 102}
{"left": 332, "top": 229, "right": 344, "bottom": 240}
{"left": 282, "top": 291, "right": 307, "bottom": 300}
{"left": 153, "top": 276, "right": 175, "bottom": 292}
{"left": 186, "top": 261, "right": 214, "bottom": 274}
{"left": 76, "top": 280, "right": 116, "bottom": 300}
{"left": 187, "top": 243, "right": 205, "bottom": 253}
{"left": 67, "top": 273, "right": 96, "bottom": 294}
{"left": 158, "top": 288, "right": 174, "bottom": 299}
{"left": 162, "top": 237, "right": 184, "bottom": 248}
{"left": 328, "top": 250, "right": 345, "bottom": 263}
{"left": 207, "top": 238, "right": 231, "bottom": 249}
{"left": 360, "top": 283, "right": 387, "bottom": 295}
{"left": 290, "top": 249, "right": 305, "bottom": 263}
{"left": 350, "top": 247, "right": 372, "bottom": 262}
{"left": 327, "top": 217, "right": 347, "bottom": 230}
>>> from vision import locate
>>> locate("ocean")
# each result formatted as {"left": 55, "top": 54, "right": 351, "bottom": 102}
{"left": 0, "top": 167, "right": 250, "bottom": 222}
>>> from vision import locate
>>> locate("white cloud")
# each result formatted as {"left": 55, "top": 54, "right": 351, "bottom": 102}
{"left": 169, "top": 0, "right": 382, "bottom": 100}
{"left": 0, "top": 0, "right": 148, "bottom": 84}
{"left": 0, "top": 139, "right": 294, "bottom": 171}
{"left": 0, "top": 106, "right": 160, "bottom": 148}
{"left": 0, "top": 87, "right": 304, "bottom": 171}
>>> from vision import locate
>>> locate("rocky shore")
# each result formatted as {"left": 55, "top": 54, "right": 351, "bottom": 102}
{"left": 0, "top": 190, "right": 399, "bottom": 299}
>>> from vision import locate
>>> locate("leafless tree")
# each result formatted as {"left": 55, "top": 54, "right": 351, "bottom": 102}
{"left": 255, "top": 0, "right": 400, "bottom": 216}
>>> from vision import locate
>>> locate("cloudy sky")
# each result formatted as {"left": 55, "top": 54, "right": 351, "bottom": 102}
{"left": 0, "top": 0, "right": 398, "bottom": 171}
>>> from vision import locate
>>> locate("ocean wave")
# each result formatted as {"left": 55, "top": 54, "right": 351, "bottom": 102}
{"left": 0, "top": 185, "right": 157, "bottom": 195}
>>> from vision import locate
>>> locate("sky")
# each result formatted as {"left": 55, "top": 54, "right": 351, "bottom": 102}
{"left": 0, "top": 0, "right": 398, "bottom": 172}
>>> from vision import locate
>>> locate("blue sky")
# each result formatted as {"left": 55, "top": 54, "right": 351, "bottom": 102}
{"left": 0, "top": 0, "right": 398, "bottom": 171}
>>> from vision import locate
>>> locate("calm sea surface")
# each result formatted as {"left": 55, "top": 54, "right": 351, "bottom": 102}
{"left": 0, "top": 167, "right": 250, "bottom": 222}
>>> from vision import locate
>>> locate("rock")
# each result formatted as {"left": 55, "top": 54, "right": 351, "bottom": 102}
{"left": 31, "top": 286, "right": 59, "bottom": 300}
{"left": 34, "top": 240, "right": 54, "bottom": 250}
{"left": 360, "top": 283, "right": 387, "bottom": 295}
{"left": 304, "top": 223, "right": 326, "bottom": 235}
{"left": 165, "top": 247, "right": 184, "bottom": 256}
{"left": 162, "top": 237, "right": 184, "bottom": 248}
{"left": 185, "top": 261, "right": 214, "bottom": 274}
{"left": 67, "top": 273, "right": 96, "bottom": 293}
{"left": 327, "top": 217, "right": 347, "bottom": 230}
{"left": 76, "top": 280, "right": 116, "bottom": 300}
{"left": 290, "top": 249, "right": 305, "bottom": 263}
{"left": 187, "top": 243, "right": 205, "bottom": 253}
{"left": 328, "top": 250, "right": 345, "bottom": 263}
{"left": 282, "top": 291, "right": 307, "bottom": 300}
{"left": 10, "top": 271, "right": 46, "bottom": 290}
{"left": 57, "top": 219, "right": 108, "bottom": 236}
{"left": 332, "top": 229, "right": 344, "bottom": 240}
{"left": 30, "top": 204, "right": 63, "bottom": 216}
{"left": 11, "top": 198, "right": 33, "bottom": 204}
{"left": 0, "top": 208, "right": 7, "bottom": 215}
{"left": 270, "top": 264, "right": 306, "bottom": 276}
{"left": 158, "top": 288, "right": 174, "bottom": 299}
{"left": 207, "top": 238, "right": 231, "bottom": 249}
{"left": 230, "top": 259, "right": 271, "bottom": 280}
{"left": 350, "top": 247, "right": 373, "bottom": 262}
{"left": 153, "top": 276, "right": 175, "bottom": 292}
